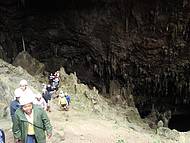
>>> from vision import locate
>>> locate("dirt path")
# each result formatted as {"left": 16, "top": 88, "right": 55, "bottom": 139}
{"left": 47, "top": 107, "right": 155, "bottom": 143}
{"left": 0, "top": 106, "right": 175, "bottom": 143}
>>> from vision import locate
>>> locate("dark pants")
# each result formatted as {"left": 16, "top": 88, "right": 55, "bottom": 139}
{"left": 0, "top": 129, "right": 5, "bottom": 143}
{"left": 26, "top": 135, "right": 36, "bottom": 143}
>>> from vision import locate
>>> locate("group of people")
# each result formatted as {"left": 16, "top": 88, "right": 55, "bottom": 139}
{"left": 10, "top": 79, "right": 52, "bottom": 143}
{"left": 9, "top": 71, "right": 71, "bottom": 143}
{"left": 47, "top": 71, "right": 71, "bottom": 111}
{"left": 48, "top": 71, "right": 60, "bottom": 91}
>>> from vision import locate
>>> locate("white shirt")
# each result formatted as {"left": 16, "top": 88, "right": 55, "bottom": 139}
{"left": 33, "top": 98, "right": 47, "bottom": 110}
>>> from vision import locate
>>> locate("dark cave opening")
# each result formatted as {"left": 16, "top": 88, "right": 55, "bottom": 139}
{"left": 168, "top": 114, "right": 190, "bottom": 132}
{"left": 168, "top": 104, "right": 190, "bottom": 132}
{"left": 132, "top": 64, "right": 190, "bottom": 131}
{"left": 136, "top": 101, "right": 190, "bottom": 132}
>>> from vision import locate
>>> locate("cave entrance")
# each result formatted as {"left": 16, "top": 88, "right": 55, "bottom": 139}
{"left": 135, "top": 101, "right": 190, "bottom": 132}
{"left": 168, "top": 114, "right": 190, "bottom": 132}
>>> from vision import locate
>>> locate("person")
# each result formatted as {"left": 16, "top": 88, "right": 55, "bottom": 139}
{"left": 42, "top": 87, "right": 52, "bottom": 112}
{"left": 48, "top": 73, "right": 54, "bottom": 85}
{"left": 0, "top": 129, "right": 5, "bottom": 143}
{"left": 58, "top": 91, "right": 68, "bottom": 111}
{"left": 14, "top": 79, "right": 35, "bottom": 102}
{"left": 33, "top": 94, "right": 47, "bottom": 110}
{"left": 64, "top": 92, "right": 71, "bottom": 106}
{"left": 13, "top": 96, "right": 52, "bottom": 143}
{"left": 10, "top": 90, "right": 21, "bottom": 122}
{"left": 52, "top": 71, "right": 60, "bottom": 90}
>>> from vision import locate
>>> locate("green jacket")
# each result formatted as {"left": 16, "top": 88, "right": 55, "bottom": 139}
{"left": 13, "top": 105, "right": 52, "bottom": 143}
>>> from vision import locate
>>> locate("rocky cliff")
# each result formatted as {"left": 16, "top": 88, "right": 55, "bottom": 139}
{"left": 0, "top": 0, "right": 189, "bottom": 131}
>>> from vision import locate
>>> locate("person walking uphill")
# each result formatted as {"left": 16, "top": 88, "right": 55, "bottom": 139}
{"left": 14, "top": 79, "right": 35, "bottom": 101}
{"left": 10, "top": 90, "right": 21, "bottom": 122}
{"left": 13, "top": 96, "right": 52, "bottom": 143}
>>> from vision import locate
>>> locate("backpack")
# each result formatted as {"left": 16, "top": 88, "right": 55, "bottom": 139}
{"left": 0, "top": 129, "right": 5, "bottom": 143}
{"left": 59, "top": 97, "right": 68, "bottom": 105}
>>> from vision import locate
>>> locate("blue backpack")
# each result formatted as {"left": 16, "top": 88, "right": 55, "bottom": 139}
{"left": 0, "top": 129, "right": 5, "bottom": 143}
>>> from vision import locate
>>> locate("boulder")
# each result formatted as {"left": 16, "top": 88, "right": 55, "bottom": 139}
{"left": 13, "top": 51, "right": 45, "bottom": 76}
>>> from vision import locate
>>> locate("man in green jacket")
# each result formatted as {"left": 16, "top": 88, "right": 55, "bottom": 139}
{"left": 13, "top": 96, "right": 52, "bottom": 143}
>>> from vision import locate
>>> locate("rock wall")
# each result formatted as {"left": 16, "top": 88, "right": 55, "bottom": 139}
{"left": 0, "top": 58, "right": 42, "bottom": 118}
{"left": 0, "top": 0, "right": 189, "bottom": 117}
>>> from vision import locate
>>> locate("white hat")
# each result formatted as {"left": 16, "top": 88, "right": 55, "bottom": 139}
{"left": 19, "top": 96, "right": 34, "bottom": 106}
{"left": 59, "top": 91, "right": 65, "bottom": 97}
{"left": 14, "top": 89, "right": 22, "bottom": 98}
{"left": 19, "top": 79, "right": 28, "bottom": 86}
{"left": 36, "top": 93, "right": 42, "bottom": 98}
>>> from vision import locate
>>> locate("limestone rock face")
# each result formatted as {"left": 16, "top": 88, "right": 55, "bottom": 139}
{"left": 0, "top": 58, "right": 41, "bottom": 118}
{"left": 157, "top": 127, "right": 180, "bottom": 141}
{"left": 0, "top": 0, "right": 189, "bottom": 124}
{"left": 13, "top": 51, "right": 45, "bottom": 76}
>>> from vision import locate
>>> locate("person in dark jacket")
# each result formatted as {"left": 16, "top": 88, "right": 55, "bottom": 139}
{"left": 64, "top": 92, "right": 71, "bottom": 106}
{"left": 42, "top": 88, "right": 52, "bottom": 112}
{"left": 0, "top": 129, "right": 5, "bottom": 143}
{"left": 13, "top": 96, "right": 52, "bottom": 143}
{"left": 10, "top": 91, "right": 21, "bottom": 122}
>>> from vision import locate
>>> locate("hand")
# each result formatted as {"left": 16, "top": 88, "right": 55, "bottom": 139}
{"left": 15, "top": 139, "right": 22, "bottom": 143}
{"left": 47, "top": 133, "right": 52, "bottom": 139}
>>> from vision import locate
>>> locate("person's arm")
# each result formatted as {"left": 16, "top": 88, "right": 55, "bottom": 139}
{"left": 10, "top": 102, "right": 15, "bottom": 120}
{"left": 13, "top": 111, "right": 22, "bottom": 141}
{"left": 41, "top": 110, "right": 52, "bottom": 138}
{"left": 42, "top": 99, "right": 47, "bottom": 110}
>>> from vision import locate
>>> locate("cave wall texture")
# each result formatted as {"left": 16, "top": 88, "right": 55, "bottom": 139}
{"left": 0, "top": 0, "right": 190, "bottom": 117}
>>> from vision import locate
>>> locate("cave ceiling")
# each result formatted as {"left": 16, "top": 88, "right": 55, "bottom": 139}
{"left": 0, "top": 0, "right": 190, "bottom": 117}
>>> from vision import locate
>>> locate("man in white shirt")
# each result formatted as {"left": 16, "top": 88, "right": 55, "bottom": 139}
{"left": 33, "top": 94, "right": 47, "bottom": 110}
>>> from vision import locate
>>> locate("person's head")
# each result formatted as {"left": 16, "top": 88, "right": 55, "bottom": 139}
{"left": 19, "top": 97, "right": 33, "bottom": 115}
{"left": 60, "top": 90, "right": 63, "bottom": 94}
{"left": 19, "top": 79, "right": 28, "bottom": 91}
{"left": 59, "top": 90, "right": 64, "bottom": 97}
{"left": 42, "top": 83, "right": 46, "bottom": 88}
{"left": 36, "top": 93, "right": 42, "bottom": 101}
{"left": 15, "top": 97, "right": 20, "bottom": 101}
{"left": 14, "top": 89, "right": 22, "bottom": 101}
{"left": 65, "top": 92, "right": 68, "bottom": 96}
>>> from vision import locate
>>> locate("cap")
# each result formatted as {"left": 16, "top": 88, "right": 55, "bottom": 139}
{"left": 14, "top": 89, "right": 23, "bottom": 98}
{"left": 36, "top": 93, "right": 42, "bottom": 98}
{"left": 19, "top": 96, "right": 34, "bottom": 106}
{"left": 19, "top": 79, "right": 28, "bottom": 86}
{"left": 42, "top": 83, "right": 46, "bottom": 86}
